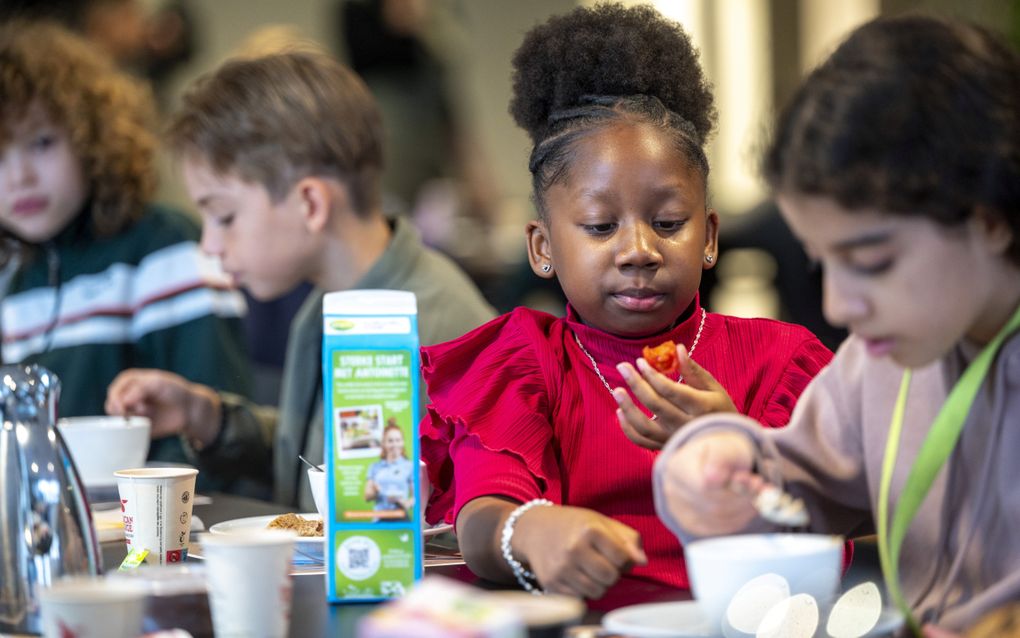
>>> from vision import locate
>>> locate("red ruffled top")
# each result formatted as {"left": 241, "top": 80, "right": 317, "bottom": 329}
{"left": 420, "top": 299, "right": 833, "bottom": 589}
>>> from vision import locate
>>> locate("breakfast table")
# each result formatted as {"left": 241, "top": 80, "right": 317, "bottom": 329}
{"left": 98, "top": 492, "right": 690, "bottom": 637}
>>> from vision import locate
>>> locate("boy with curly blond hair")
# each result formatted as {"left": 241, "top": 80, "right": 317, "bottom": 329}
{"left": 0, "top": 21, "right": 250, "bottom": 485}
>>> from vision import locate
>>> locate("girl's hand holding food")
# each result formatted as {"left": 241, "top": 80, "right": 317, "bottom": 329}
{"left": 614, "top": 343, "right": 738, "bottom": 449}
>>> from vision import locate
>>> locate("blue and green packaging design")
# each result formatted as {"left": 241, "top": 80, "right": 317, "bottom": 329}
{"left": 322, "top": 290, "right": 423, "bottom": 602}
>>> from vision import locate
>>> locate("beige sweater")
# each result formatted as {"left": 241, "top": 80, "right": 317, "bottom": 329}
{"left": 655, "top": 333, "right": 1020, "bottom": 631}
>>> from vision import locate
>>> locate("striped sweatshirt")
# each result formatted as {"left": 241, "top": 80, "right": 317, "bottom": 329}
{"left": 1, "top": 204, "right": 251, "bottom": 471}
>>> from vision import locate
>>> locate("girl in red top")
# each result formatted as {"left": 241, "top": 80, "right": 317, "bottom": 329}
{"left": 420, "top": 3, "right": 833, "bottom": 599}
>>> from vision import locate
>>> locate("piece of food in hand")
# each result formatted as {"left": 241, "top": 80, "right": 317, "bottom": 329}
{"left": 266, "top": 512, "right": 324, "bottom": 537}
{"left": 642, "top": 340, "right": 680, "bottom": 376}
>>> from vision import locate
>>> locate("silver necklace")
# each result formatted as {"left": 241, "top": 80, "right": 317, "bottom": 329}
{"left": 572, "top": 307, "right": 707, "bottom": 395}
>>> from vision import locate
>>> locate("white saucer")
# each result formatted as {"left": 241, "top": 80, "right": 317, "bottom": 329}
{"left": 604, "top": 601, "right": 713, "bottom": 637}
{"left": 602, "top": 600, "right": 904, "bottom": 638}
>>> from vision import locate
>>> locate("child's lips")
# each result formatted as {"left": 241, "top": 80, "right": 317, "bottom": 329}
{"left": 863, "top": 337, "right": 895, "bottom": 357}
{"left": 613, "top": 291, "right": 664, "bottom": 311}
{"left": 12, "top": 196, "right": 48, "bottom": 216}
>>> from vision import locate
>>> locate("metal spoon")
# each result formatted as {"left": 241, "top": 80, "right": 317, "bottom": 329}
{"left": 298, "top": 454, "right": 324, "bottom": 472}
{"left": 753, "top": 484, "right": 809, "bottom": 527}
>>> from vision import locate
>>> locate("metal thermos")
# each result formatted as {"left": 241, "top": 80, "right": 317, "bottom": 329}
{"left": 0, "top": 364, "right": 101, "bottom": 635}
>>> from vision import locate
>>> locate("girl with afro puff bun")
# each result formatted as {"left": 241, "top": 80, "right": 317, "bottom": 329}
{"left": 419, "top": 3, "right": 834, "bottom": 599}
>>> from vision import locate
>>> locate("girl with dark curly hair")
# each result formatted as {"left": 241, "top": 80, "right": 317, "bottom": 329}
{"left": 656, "top": 15, "right": 1020, "bottom": 636}
{"left": 420, "top": 3, "right": 834, "bottom": 599}
{"left": 0, "top": 21, "right": 250, "bottom": 484}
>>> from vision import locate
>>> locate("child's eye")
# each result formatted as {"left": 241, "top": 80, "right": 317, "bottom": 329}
{"left": 849, "top": 258, "right": 893, "bottom": 276}
{"left": 653, "top": 219, "right": 686, "bottom": 233}
{"left": 215, "top": 213, "right": 235, "bottom": 227}
{"left": 582, "top": 222, "right": 616, "bottom": 235}
{"left": 30, "top": 134, "right": 57, "bottom": 151}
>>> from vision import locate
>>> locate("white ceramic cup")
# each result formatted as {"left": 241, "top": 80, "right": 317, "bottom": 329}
{"left": 200, "top": 529, "right": 297, "bottom": 638}
{"left": 38, "top": 576, "right": 147, "bottom": 638}
{"left": 684, "top": 533, "right": 842, "bottom": 634}
{"left": 115, "top": 467, "right": 198, "bottom": 565}
{"left": 57, "top": 416, "right": 151, "bottom": 486}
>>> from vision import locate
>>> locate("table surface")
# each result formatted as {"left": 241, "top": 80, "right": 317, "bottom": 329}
{"left": 99, "top": 492, "right": 688, "bottom": 637}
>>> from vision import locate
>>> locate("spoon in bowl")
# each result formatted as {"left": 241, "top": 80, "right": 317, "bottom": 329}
{"left": 298, "top": 454, "right": 324, "bottom": 472}
{"left": 753, "top": 484, "right": 809, "bottom": 527}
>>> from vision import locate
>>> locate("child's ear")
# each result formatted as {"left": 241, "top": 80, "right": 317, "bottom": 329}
{"left": 703, "top": 208, "right": 720, "bottom": 270}
{"left": 294, "top": 177, "right": 343, "bottom": 233}
{"left": 526, "top": 219, "right": 556, "bottom": 279}
{"left": 972, "top": 205, "right": 1013, "bottom": 256}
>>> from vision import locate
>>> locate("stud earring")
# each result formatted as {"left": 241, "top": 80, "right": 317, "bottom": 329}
{"left": 705, "top": 254, "right": 714, "bottom": 264}
{"left": 541, "top": 264, "right": 552, "bottom": 273}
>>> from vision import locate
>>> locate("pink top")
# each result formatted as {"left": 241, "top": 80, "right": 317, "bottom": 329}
{"left": 420, "top": 298, "right": 833, "bottom": 588}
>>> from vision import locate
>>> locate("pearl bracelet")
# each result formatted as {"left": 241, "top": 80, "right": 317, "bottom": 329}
{"left": 500, "top": 498, "right": 553, "bottom": 595}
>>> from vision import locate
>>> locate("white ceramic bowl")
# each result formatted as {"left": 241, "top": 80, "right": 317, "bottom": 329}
{"left": 685, "top": 533, "right": 842, "bottom": 634}
{"left": 308, "top": 460, "right": 432, "bottom": 520}
{"left": 307, "top": 466, "right": 327, "bottom": 517}
{"left": 57, "top": 416, "right": 151, "bottom": 487}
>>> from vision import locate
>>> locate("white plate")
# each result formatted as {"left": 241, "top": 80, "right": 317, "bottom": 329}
{"left": 208, "top": 514, "right": 453, "bottom": 540}
{"left": 209, "top": 514, "right": 324, "bottom": 541}
{"left": 602, "top": 601, "right": 904, "bottom": 638}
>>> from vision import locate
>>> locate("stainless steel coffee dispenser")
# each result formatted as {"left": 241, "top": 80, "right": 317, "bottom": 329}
{"left": 0, "top": 364, "right": 101, "bottom": 635}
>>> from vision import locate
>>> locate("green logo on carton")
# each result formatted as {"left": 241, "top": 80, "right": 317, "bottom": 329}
{"left": 331, "top": 319, "right": 356, "bottom": 331}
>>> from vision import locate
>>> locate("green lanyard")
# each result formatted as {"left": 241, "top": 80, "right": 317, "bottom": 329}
{"left": 877, "top": 304, "right": 1020, "bottom": 635}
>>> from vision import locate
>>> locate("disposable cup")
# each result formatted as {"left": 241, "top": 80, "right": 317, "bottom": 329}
{"left": 200, "top": 529, "right": 297, "bottom": 638}
{"left": 115, "top": 467, "right": 199, "bottom": 565}
{"left": 38, "top": 576, "right": 147, "bottom": 638}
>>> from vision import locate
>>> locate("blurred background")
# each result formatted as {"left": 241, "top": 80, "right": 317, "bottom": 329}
{"left": 3, "top": 0, "right": 1016, "bottom": 397}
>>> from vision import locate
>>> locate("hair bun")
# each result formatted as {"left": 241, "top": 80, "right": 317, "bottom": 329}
{"left": 509, "top": 3, "right": 716, "bottom": 145}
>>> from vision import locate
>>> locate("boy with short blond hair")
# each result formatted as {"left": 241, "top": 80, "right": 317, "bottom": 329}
{"left": 106, "top": 50, "right": 495, "bottom": 508}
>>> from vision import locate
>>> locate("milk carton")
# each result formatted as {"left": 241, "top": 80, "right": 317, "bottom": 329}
{"left": 322, "top": 290, "right": 423, "bottom": 602}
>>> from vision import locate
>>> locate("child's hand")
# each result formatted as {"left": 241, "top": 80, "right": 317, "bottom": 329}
{"left": 921, "top": 625, "right": 963, "bottom": 638}
{"left": 613, "top": 345, "right": 738, "bottom": 449}
{"left": 659, "top": 430, "right": 760, "bottom": 536}
{"left": 105, "top": 369, "right": 220, "bottom": 446}
{"left": 512, "top": 504, "right": 647, "bottom": 599}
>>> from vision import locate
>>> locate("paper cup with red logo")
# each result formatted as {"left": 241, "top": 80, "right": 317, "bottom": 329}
{"left": 38, "top": 576, "right": 147, "bottom": 638}
{"left": 199, "top": 529, "right": 297, "bottom": 638}
{"left": 114, "top": 467, "right": 198, "bottom": 565}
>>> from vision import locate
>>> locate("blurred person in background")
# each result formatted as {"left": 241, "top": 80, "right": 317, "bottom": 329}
{"left": 0, "top": 21, "right": 250, "bottom": 491}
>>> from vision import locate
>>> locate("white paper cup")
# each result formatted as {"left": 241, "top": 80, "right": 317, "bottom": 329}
{"left": 685, "top": 533, "right": 842, "bottom": 634}
{"left": 38, "top": 576, "right": 147, "bottom": 638}
{"left": 200, "top": 529, "right": 297, "bottom": 638}
{"left": 115, "top": 467, "right": 198, "bottom": 565}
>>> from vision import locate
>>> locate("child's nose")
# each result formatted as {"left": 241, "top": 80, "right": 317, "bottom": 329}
{"left": 822, "top": 268, "right": 867, "bottom": 327}
{"left": 615, "top": 223, "right": 662, "bottom": 269}
{"left": 2, "top": 151, "right": 34, "bottom": 188}
{"left": 199, "top": 225, "right": 223, "bottom": 256}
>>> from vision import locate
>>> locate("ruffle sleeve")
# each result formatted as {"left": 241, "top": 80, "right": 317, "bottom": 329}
{"left": 760, "top": 335, "right": 834, "bottom": 429}
{"left": 419, "top": 310, "right": 562, "bottom": 525}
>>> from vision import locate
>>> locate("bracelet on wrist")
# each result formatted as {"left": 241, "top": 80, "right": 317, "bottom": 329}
{"left": 500, "top": 498, "right": 553, "bottom": 595}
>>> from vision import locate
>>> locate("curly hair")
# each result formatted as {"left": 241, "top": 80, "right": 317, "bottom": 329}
{"left": 0, "top": 21, "right": 157, "bottom": 239}
{"left": 166, "top": 51, "right": 384, "bottom": 215}
{"left": 509, "top": 3, "right": 716, "bottom": 218}
{"left": 763, "top": 15, "right": 1020, "bottom": 265}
